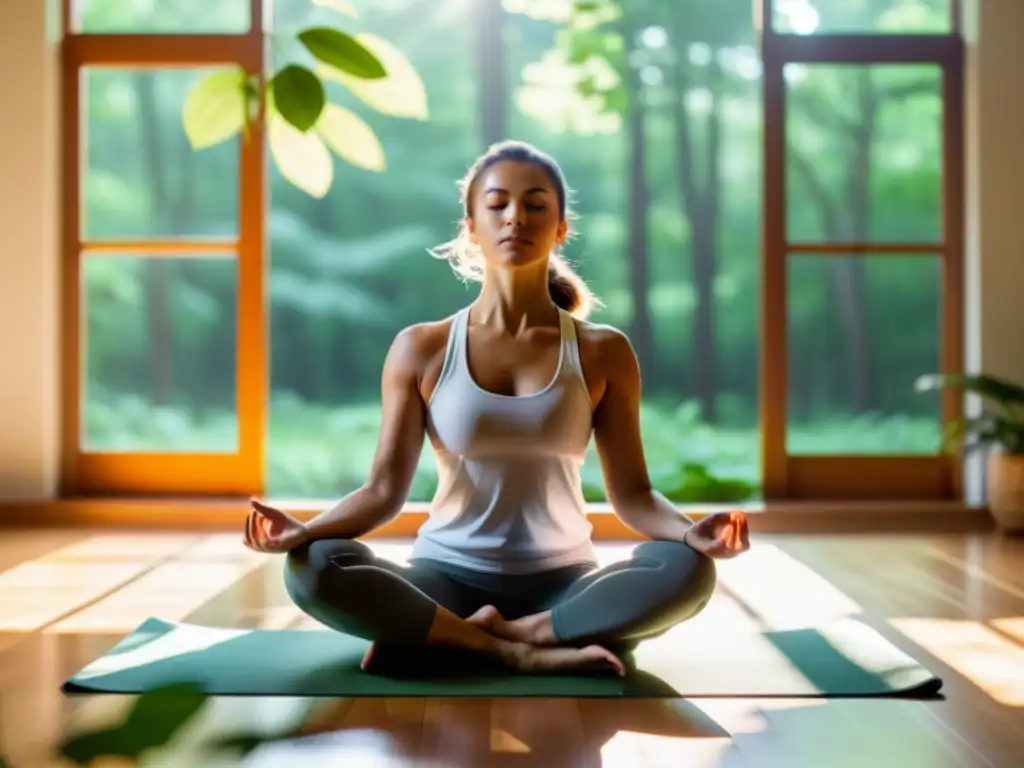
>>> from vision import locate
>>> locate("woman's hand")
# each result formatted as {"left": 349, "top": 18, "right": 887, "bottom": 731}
{"left": 243, "top": 499, "right": 309, "bottom": 553}
{"left": 684, "top": 510, "right": 750, "bottom": 559}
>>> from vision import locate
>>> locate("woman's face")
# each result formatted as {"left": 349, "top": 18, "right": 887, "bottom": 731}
{"left": 466, "top": 160, "right": 567, "bottom": 272}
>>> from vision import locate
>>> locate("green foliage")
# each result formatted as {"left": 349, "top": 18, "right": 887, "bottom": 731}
{"left": 181, "top": 68, "right": 251, "bottom": 150}
{"left": 59, "top": 683, "right": 208, "bottom": 764}
{"left": 57, "top": 684, "right": 318, "bottom": 765}
{"left": 298, "top": 26, "right": 388, "bottom": 79}
{"left": 916, "top": 373, "right": 1024, "bottom": 455}
{"left": 270, "top": 63, "right": 327, "bottom": 131}
{"left": 316, "top": 34, "right": 429, "bottom": 119}
{"left": 181, "top": 0, "right": 428, "bottom": 196}
{"left": 85, "top": 394, "right": 941, "bottom": 501}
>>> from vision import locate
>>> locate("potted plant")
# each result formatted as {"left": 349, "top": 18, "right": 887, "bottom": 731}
{"left": 916, "top": 372, "right": 1024, "bottom": 532}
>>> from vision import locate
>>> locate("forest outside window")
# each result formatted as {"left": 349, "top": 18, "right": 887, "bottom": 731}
{"left": 61, "top": 0, "right": 964, "bottom": 503}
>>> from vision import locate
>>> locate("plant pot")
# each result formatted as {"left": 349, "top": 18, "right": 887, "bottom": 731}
{"left": 987, "top": 451, "right": 1024, "bottom": 532}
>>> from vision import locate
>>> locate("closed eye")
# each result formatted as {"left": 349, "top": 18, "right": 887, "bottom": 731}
{"left": 487, "top": 204, "right": 546, "bottom": 211}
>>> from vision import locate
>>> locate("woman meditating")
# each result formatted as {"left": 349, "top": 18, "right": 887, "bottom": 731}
{"left": 243, "top": 140, "right": 750, "bottom": 677}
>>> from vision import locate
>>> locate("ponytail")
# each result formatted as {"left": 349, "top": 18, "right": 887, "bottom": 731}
{"left": 547, "top": 252, "right": 599, "bottom": 319}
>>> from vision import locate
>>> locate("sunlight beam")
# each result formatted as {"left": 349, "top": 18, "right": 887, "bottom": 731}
{"left": 890, "top": 618, "right": 1024, "bottom": 707}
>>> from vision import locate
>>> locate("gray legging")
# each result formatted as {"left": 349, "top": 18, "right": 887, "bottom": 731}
{"left": 284, "top": 539, "right": 716, "bottom": 652}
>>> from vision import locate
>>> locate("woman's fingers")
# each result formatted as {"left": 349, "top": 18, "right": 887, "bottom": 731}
{"left": 243, "top": 512, "right": 257, "bottom": 550}
{"left": 252, "top": 498, "right": 286, "bottom": 523}
{"left": 248, "top": 511, "right": 260, "bottom": 549}
{"left": 249, "top": 509, "right": 271, "bottom": 551}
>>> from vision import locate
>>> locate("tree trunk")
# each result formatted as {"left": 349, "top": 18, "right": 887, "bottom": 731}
{"left": 623, "top": 63, "right": 654, "bottom": 379}
{"left": 828, "top": 70, "right": 875, "bottom": 413}
{"left": 312, "top": 197, "right": 341, "bottom": 403}
{"left": 671, "top": 57, "right": 721, "bottom": 422}
{"left": 790, "top": 70, "right": 878, "bottom": 416}
{"left": 134, "top": 73, "right": 174, "bottom": 408}
{"left": 477, "top": 0, "right": 507, "bottom": 148}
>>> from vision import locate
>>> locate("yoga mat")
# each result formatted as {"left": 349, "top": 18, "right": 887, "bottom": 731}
{"left": 62, "top": 617, "right": 942, "bottom": 699}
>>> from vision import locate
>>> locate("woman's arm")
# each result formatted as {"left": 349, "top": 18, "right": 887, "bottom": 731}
{"left": 300, "top": 325, "right": 433, "bottom": 542}
{"left": 590, "top": 328, "right": 696, "bottom": 543}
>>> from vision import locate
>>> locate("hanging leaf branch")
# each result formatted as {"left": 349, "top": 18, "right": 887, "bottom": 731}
{"left": 181, "top": 1, "right": 429, "bottom": 197}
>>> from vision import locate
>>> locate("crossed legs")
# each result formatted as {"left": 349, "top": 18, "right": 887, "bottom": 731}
{"left": 284, "top": 538, "right": 716, "bottom": 674}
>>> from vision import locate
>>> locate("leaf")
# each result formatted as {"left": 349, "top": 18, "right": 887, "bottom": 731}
{"left": 60, "top": 726, "right": 134, "bottom": 764}
{"left": 298, "top": 27, "right": 387, "bottom": 81}
{"left": 59, "top": 683, "right": 209, "bottom": 764}
{"left": 602, "top": 82, "right": 629, "bottom": 113}
{"left": 122, "top": 683, "right": 209, "bottom": 743}
{"left": 312, "top": 0, "right": 359, "bottom": 17}
{"left": 915, "top": 373, "right": 1024, "bottom": 408}
{"left": 269, "top": 114, "right": 334, "bottom": 198}
{"left": 182, "top": 67, "right": 248, "bottom": 150}
{"left": 205, "top": 732, "right": 272, "bottom": 758}
{"left": 270, "top": 64, "right": 326, "bottom": 132}
{"left": 315, "top": 102, "right": 386, "bottom": 172}
{"left": 317, "top": 34, "right": 428, "bottom": 120}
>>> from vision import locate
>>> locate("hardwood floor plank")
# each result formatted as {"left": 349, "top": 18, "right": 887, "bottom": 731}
{"left": 580, "top": 698, "right": 750, "bottom": 767}
{"left": 416, "top": 698, "right": 496, "bottom": 767}
{"left": 0, "top": 533, "right": 198, "bottom": 648}
{"left": 0, "top": 529, "right": 96, "bottom": 572}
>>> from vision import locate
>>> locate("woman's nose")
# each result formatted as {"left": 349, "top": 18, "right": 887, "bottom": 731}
{"left": 505, "top": 203, "right": 526, "bottom": 225}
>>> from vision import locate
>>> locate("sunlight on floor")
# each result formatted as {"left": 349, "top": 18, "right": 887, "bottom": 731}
{"left": 715, "top": 544, "right": 863, "bottom": 630}
{"left": 45, "top": 542, "right": 269, "bottom": 634}
{"left": 599, "top": 731, "right": 734, "bottom": 767}
{"left": 0, "top": 535, "right": 195, "bottom": 631}
{"left": 890, "top": 617, "right": 1024, "bottom": 707}
{"left": 991, "top": 617, "right": 1024, "bottom": 644}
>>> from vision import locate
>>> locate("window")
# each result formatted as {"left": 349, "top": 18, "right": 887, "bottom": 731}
{"left": 760, "top": 0, "right": 964, "bottom": 498}
{"left": 62, "top": 0, "right": 964, "bottom": 503}
{"left": 60, "top": 0, "right": 265, "bottom": 494}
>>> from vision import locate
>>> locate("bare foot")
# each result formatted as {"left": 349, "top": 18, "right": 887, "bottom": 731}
{"left": 504, "top": 643, "right": 626, "bottom": 677}
{"left": 465, "top": 605, "right": 515, "bottom": 637}
{"left": 360, "top": 641, "right": 383, "bottom": 672}
{"left": 361, "top": 638, "right": 624, "bottom": 678}
{"left": 466, "top": 605, "right": 557, "bottom": 646}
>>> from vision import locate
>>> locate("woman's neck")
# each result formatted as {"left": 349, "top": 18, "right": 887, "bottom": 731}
{"left": 475, "top": 264, "right": 557, "bottom": 334}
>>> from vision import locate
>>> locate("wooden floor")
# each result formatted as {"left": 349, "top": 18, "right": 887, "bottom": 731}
{"left": 0, "top": 530, "right": 1022, "bottom": 767}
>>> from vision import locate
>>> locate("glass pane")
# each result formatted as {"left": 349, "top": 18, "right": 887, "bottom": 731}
{"left": 785, "top": 64, "right": 942, "bottom": 244}
{"left": 82, "top": 254, "right": 238, "bottom": 453}
{"left": 266, "top": 0, "right": 763, "bottom": 503}
{"left": 773, "top": 0, "right": 951, "bottom": 34}
{"left": 74, "top": 0, "right": 249, "bottom": 34}
{"left": 82, "top": 68, "right": 240, "bottom": 240}
{"left": 786, "top": 254, "right": 943, "bottom": 454}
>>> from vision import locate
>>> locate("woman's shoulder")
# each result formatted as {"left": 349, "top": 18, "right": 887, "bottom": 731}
{"left": 574, "top": 318, "right": 635, "bottom": 353}
{"left": 573, "top": 318, "right": 640, "bottom": 374}
{"left": 387, "top": 311, "right": 462, "bottom": 371}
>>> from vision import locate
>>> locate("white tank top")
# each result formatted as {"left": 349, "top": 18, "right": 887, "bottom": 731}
{"left": 410, "top": 305, "right": 599, "bottom": 574}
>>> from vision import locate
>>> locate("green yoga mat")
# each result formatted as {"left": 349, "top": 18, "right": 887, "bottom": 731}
{"left": 62, "top": 617, "right": 942, "bottom": 699}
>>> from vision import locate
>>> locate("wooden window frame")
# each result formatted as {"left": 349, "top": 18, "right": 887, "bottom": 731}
{"left": 58, "top": 1, "right": 268, "bottom": 496}
{"left": 759, "top": 0, "right": 966, "bottom": 500}
{"left": 58, "top": 0, "right": 966, "bottom": 503}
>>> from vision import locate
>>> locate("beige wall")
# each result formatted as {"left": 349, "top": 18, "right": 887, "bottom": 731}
{"left": 962, "top": 0, "right": 1024, "bottom": 503}
{"left": 0, "top": 2, "right": 1020, "bottom": 502}
{"left": 0, "top": 1, "right": 60, "bottom": 500}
